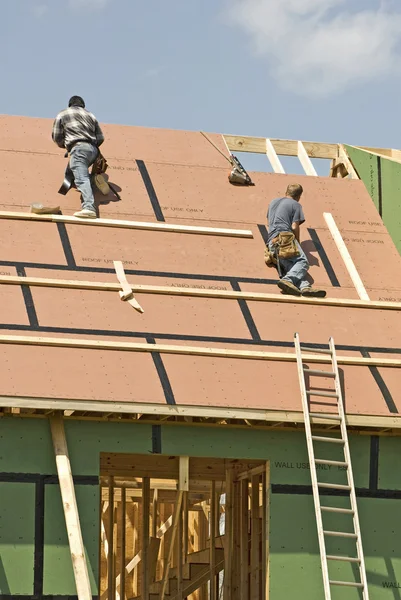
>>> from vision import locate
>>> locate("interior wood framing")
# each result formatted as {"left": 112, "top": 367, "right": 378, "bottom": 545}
{"left": 223, "top": 133, "right": 401, "bottom": 178}
{"left": 99, "top": 453, "right": 270, "bottom": 600}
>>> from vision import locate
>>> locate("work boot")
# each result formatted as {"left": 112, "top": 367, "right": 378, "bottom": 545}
{"left": 301, "top": 287, "right": 326, "bottom": 298}
{"left": 31, "top": 203, "right": 60, "bottom": 214}
{"left": 277, "top": 279, "right": 301, "bottom": 296}
{"left": 74, "top": 209, "right": 97, "bottom": 219}
{"left": 94, "top": 173, "right": 110, "bottom": 196}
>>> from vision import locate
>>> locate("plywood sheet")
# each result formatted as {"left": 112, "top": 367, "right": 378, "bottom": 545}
{"left": 1, "top": 116, "right": 401, "bottom": 419}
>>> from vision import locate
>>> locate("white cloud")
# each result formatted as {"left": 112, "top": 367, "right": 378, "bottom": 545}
{"left": 68, "top": 0, "right": 109, "bottom": 10}
{"left": 227, "top": 0, "right": 401, "bottom": 97}
{"left": 33, "top": 4, "right": 48, "bottom": 17}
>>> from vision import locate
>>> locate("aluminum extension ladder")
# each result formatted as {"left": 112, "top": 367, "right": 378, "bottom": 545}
{"left": 294, "top": 333, "right": 369, "bottom": 600}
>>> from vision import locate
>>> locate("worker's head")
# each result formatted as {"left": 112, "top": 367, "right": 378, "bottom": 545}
{"left": 286, "top": 183, "right": 303, "bottom": 201}
{"left": 68, "top": 96, "right": 85, "bottom": 109}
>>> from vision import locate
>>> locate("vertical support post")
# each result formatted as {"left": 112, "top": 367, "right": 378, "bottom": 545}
{"left": 250, "top": 475, "right": 260, "bottom": 600}
{"left": 210, "top": 481, "right": 217, "bottom": 600}
{"left": 152, "top": 488, "right": 158, "bottom": 538}
{"left": 49, "top": 414, "right": 92, "bottom": 600}
{"left": 141, "top": 477, "right": 150, "bottom": 600}
{"left": 183, "top": 491, "right": 189, "bottom": 564}
{"left": 224, "top": 468, "right": 234, "bottom": 600}
{"left": 177, "top": 497, "right": 183, "bottom": 600}
{"left": 262, "top": 463, "right": 270, "bottom": 600}
{"left": 232, "top": 479, "right": 241, "bottom": 600}
{"left": 265, "top": 139, "right": 285, "bottom": 174}
{"left": 160, "top": 457, "right": 188, "bottom": 600}
{"left": 240, "top": 479, "right": 249, "bottom": 600}
{"left": 107, "top": 478, "right": 116, "bottom": 600}
{"left": 120, "top": 488, "right": 126, "bottom": 600}
{"left": 297, "top": 140, "right": 318, "bottom": 176}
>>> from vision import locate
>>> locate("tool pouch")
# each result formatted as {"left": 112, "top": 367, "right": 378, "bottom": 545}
{"left": 264, "top": 246, "right": 277, "bottom": 267}
{"left": 271, "top": 232, "right": 300, "bottom": 259}
{"left": 91, "top": 152, "right": 108, "bottom": 175}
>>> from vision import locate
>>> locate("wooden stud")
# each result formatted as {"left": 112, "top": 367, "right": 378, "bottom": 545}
{"left": 107, "top": 478, "right": 116, "bottom": 600}
{"left": 250, "top": 475, "right": 260, "bottom": 600}
{"left": 160, "top": 491, "right": 184, "bottom": 600}
{"left": 183, "top": 492, "right": 189, "bottom": 563}
{"left": 265, "top": 139, "right": 285, "bottom": 173}
{"left": 179, "top": 456, "right": 190, "bottom": 492}
{"left": 224, "top": 468, "right": 234, "bottom": 600}
{"left": 240, "top": 479, "right": 249, "bottom": 600}
{"left": 297, "top": 141, "right": 318, "bottom": 176}
{"left": 323, "top": 212, "right": 370, "bottom": 301}
{"left": 223, "top": 135, "right": 338, "bottom": 159}
{"left": 120, "top": 488, "right": 126, "bottom": 600}
{"left": 177, "top": 497, "right": 183, "bottom": 600}
{"left": 49, "top": 414, "right": 93, "bottom": 600}
{"left": 263, "top": 463, "right": 270, "bottom": 600}
{"left": 210, "top": 481, "right": 217, "bottom": 600}
{"left": 151, "top": 488, "right": 158, "bottom": 538}
{"left": 0, "top": 210, "right": 253, "bottom": 238}
{"left": 141, "top": 477, "right": 150, "bottom": 600}
{"left": 232, "top": 480, "right": 241, "bottom": 600}
{"left": 2, "top": 274, "right": 399, "bottom": 311}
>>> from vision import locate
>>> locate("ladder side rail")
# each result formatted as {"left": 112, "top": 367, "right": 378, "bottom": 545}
{"left": 329, "top": 337, "right": 370, "bottom": 600}
{"left": 295, "top": 333, "right": 332, "bottom": 600}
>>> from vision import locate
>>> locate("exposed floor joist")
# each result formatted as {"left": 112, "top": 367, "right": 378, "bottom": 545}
{"left": 3, "top": 395, "right": 401, "bottom": 432}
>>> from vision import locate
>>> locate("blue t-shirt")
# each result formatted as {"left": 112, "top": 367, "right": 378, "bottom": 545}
{"left": 267, "top": 197, "right": 305, "bottom": 244}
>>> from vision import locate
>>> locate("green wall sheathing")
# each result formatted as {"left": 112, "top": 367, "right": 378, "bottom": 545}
{"left": 345, "top": 144, "right": 401, "bottom": 254}
{"left": 0, "top": 482, "right": 35, "bottom": 595}
{"left": 1, "top": 416, "right": 401, "bottom": 599}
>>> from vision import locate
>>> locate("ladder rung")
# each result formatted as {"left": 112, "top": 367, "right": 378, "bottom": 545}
{"left": 301, "top": 346, "right": 332, "bottom": 355}
{"left": 327, "top": 555, "right": 361, "bottom": 563}
{"left": 310, "top": 412, "right": 341, "bottom": 421}
{"left": 315, "top": 459, "right": 348, "bottom": 467}
{"left": 304, "top": 368, "right": 336, "bottom": 378}
{"left": 321, "top": 506, "right": 354, "bottom": 514}
{"left": 318, "top": 482, "right": 351, "bottom": 490}
{"left": 329, "top": 580, "right": 364, "bottom": 588}
{"left": 312, "top": 436, "right": 344, "bottom": 444}
{"left": 324, "top": 530, "right": 358, "bottom": 539}
{"left": 307, "top": 390, "right": 339, "bottom": 398}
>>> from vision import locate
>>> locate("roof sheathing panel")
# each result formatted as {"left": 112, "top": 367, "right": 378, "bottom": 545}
{"left": 0, "top": 116, "right": 401, "bottom": 421}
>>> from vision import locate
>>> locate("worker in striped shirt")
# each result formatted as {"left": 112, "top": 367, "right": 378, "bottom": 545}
{"left": 52, "top": 96, "right": 104, "bottom": 219}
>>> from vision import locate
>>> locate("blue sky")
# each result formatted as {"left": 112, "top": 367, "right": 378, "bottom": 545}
{"left": 2, "top": 0, "right": 401, "bottom": 173}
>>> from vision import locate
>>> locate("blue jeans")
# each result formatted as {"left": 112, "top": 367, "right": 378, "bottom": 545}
{"left": 270, "top": 240, "right": 310, "bottom": 290}
{"left": 69, "top": 143, "right": 98, "bottom": 212}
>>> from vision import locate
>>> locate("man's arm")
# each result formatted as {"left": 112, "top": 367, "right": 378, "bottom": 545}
{"left": 291, "top": 221, "right": 300, "bottom": 242}
{"left": 51, "top": 115, "right": 65, "bottom": 148}
{"left": 95, "top": 120, "right": 104, "bottom": 147}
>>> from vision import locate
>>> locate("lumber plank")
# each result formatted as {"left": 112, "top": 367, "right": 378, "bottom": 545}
{"left": 338, "top": 145, "right": 358, "bottom": 179}
{"left": 2, "top": 274, "right": 399, "bottom": 311}
{"left": 49, "top": 414, "right": 92, "bottom": 600}
{"left": 224, "top": 468, "right": 234, "bottom": 600}
{"left": 265, "top": 139, "right": 285, "bottom": 174}
{"left": 263, "top": 463, "right": 270, "bottom": 600}
{"left": 141, "top": 477, "right": 150, "bottom": 600}
{"left": 223, "top": 134, "right": 338, "bottom": 159}
{"left": 210, "top": 481, "right": 217, "bottom": 600}
{"left": 160, "top": 490, "right": 184, "bottom": 600}
{"left": 240, "top": 479, "right": 249, "bottom": 600}
{"left": 7, "top": 395, "right": 401, "bottom": 429}
{"left": 1, "top": 333, "right": 401, "bottom": 368}
{"left": 324, "top": 212, "right": 370, "bottom": 301}
{"left": 120, "top": 488, "right": 126, "bottom": 600}
{"left": 250, "top": 474, "right": 260, "bottom": 600}
{"left": 0, "top": 210, "right": 253, "bottom": 238}
{"left": 297, "top": 141, "right": 318, "bottom": 176}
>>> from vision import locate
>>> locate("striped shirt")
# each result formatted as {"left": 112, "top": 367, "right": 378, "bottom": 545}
{"left": 52, "top": 106, "right": 104, "bottom": 151}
